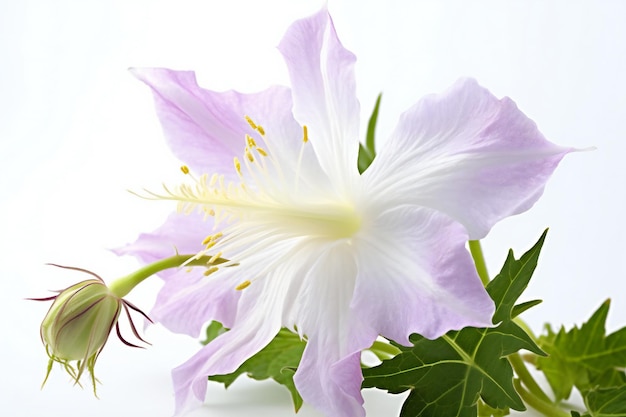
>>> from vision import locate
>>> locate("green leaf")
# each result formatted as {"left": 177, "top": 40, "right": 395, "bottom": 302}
{"left": 200, "top": 321, "right": 226, "bottom": 345}
{"left": 584, "top": 386, "right": 626, "bottom": 417}
{"left": 537, "top": 299, "right": 626, "bottom": 401}
{"left": 358, "top": 143, "right": 375, "bottom": 174}
{"left": 365, "top": 93, "right": 382, "bottom": 156}
{"left": 209, "top": 328, "right": 306, "bottom": 411}
{"left": 358, "top": 93, "right": 382, "bottom": 174}
{"left": 486, "top": 229, "right": 547, "bottom": 325}
{"left": 511, "top": 299, "right": 542, "bottom": 319}
{"left": 590, "top": 368, "right": 626, "bottom": 389}
{"left": 478, "top": 399, "right": 510, "bottom": 417}
{"left": 362, "top": 231, "right": 547, "bottom": 417}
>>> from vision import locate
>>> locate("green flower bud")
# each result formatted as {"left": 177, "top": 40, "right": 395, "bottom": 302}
{"left": 31, "top": 264, "right": 151, "bottom": 395}
{"left": 42, "top": 278, "right": 121, "bottom": 379}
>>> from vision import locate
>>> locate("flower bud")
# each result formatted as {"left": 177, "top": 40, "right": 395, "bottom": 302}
{"left": 43, "top": 278, "right": 121, "bottom": 361}
{"left": 31, "top": 264, "right": 150, "bottom": 394}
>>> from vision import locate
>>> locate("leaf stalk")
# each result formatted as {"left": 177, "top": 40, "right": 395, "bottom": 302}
{"left": 509, "top": 353, "right": 552, "bottom": 404}
{"left": 469, "top": 240, "right": 490, "bottom": 286}
{"left": 513, "top": 379, "right": 569, "bottom": 417}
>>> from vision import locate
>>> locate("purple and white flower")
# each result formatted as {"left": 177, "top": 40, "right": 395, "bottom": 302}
{"left": 117, "top": 7, "right": 571, "bottom": 417}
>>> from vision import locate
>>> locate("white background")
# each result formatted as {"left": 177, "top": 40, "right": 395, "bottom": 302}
{"left": 1, "top": 1, "right": 625, "bottom": 416}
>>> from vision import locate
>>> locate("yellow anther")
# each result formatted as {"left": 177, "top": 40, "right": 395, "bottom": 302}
{"left": 302, "top": 125, "right": 309, "bottom": 143}
{"left": 256, "top": 147, "right": 268, "bottom": 157}
{"left": 234, "top": 157, "right": 242, "bottom": 175}
{"left": 246, "top": 134, "right": 257, "bottom": 148}
{"left": 235, "top": 280, "right": 251, "bottom": 291}
{"left": 204, "top": 266, "right": 219, "bottom": 276}
{"left": 202, "top": 232, "right": 222, "bottom": 246}
{"left": 208, "top": 252, "right": 223, "bottom": 265}
{"left": 205, "top": 240, "right": 217, "bottom": 250}
{"left": 245, "top": 115, "right": 257, "bottom": 130}
{"left": 245, "top": 148, "right": 254, "bottom": 163}
{"left": 208, "top": 209, "right": 216, "bottom": 216}
{"left": 180, "top": 165, "right": 190, "bottom": 174}
{"left": 244, "top": 115, "right": 265, "bottom": 135}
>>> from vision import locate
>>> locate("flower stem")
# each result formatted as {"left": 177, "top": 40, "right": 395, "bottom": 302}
{"left": 513, "top": 379, "right": 569, "bottom": 417}
{"left": 369, "top": 340, "right": 402, "bottom": 359}
{"left": 109, "top": 254, "right": 224, "bottom": 298}
{"left": 509, "top": 353, "right": 552, "bottom": 404}
{"left": 469, "top": 240, "right": 490, "bottom": 286}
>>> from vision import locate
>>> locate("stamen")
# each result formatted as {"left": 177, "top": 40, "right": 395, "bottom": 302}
{"left": 295, "top": 125, "right": 310, "bottom": 189}
{"left": 245, "top": 115, "right": 257, "bottom": 130}
{"left": 200, "top": 232, "right": 223, "bottom": 254}
{"left": 209, "top": 173, "right": 219, "bottom": 187}
{"left": 202, "top": 232, "right": 222, "bottom": 246}
{"left": 235, "top": 280, "right": 251, "bottom": 291}
{"left": 180, "top": 165, "right": 190, "bottom": 175}
{"left": 204, "top": 266, "right": 219, "bottom": 276}
{"left": 246, "top": 134, "right": 257, "bottom": 148}
{"left": 245, "top": 148, "right": 254, "bottom": 163}
{"left": 208, "top": 252, "right": 223, "bottom": 265}
{"left": 234, "top": 157, "right": 242, "bottom": 176}
{"left": 245, "top": 116, "right": 265, "bottom": 136}
{"left": 256, "top": 147, "right": 268, "bottom": 157}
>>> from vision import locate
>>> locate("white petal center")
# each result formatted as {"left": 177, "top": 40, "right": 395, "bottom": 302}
{"left": 152, "top": 118, "right": 362, "bottom": 269}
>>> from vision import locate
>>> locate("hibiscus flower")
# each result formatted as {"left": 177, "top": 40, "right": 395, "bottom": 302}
{"left": 116, "top": 7, "right": 571, "bottom": 417}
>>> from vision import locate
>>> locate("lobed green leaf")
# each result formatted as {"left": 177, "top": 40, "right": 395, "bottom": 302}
{"left": 584, "top": 385, "right": 626, "bottom": 416}
{"left": 537, "top": 299, "right": 626, "bottom": 402}
{"left": 208, "top": 328, "right": 306, "bottom": 411}
{"left": 362, "top": 231, "right": 548, "bottom": 417}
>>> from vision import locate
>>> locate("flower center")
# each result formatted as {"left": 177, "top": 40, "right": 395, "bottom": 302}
{"left": 150, "top": 116, "right": 362, "bottom": 270}
{"left": 259, "top": 200, "right": 362, "bottom": 240}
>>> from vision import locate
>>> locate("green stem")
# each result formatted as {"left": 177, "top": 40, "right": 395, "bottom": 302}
{"left": 369, "top": 340, "right": 402, "bottom": 359}
{"left": 513, "top": 379, "right": 569, "bottom": 417}
{"left": 509, "top": 353, "right": 552, "bottom": 404}
{"left": 109, "top": 254, "right": 225, "bottom": 298}
{"left": 469, "top": 240, "right": 490, "bottom": 286}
